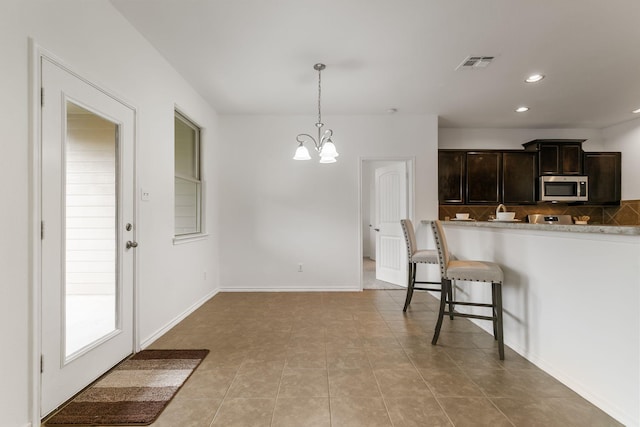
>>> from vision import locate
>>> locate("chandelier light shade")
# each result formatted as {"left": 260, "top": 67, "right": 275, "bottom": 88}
{"left": 293, "top": 63, "right": 339, "bottom": 163}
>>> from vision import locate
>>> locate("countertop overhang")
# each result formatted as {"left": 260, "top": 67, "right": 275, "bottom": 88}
{"left": 421, "top": 220, "right": 640, "bottom": 236}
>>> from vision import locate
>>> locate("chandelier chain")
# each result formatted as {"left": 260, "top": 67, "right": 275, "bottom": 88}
{"left": 317, "top": 66, "right": 322, "bottom": 125}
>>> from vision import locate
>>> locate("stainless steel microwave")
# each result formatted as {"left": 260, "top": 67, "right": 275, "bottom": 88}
{"left": 539, "top": 175, "right": 588, "bottom": 201}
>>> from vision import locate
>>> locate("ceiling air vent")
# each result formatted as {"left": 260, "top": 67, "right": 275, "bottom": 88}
{"left": 456, "top": 55, "right": 495, "bottom": 70}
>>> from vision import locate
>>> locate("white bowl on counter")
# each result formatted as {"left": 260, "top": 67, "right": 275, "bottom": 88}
{"left": 456, "top": 213, "right": 470, "bottom": 220}
{"left": 496, "top": 212, "right": 516, "bottom": 221}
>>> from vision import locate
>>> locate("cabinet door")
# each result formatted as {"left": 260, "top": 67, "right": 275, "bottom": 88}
{"left": 584, "top": 152, "right": 621, "bottom": 204}
{"left": 561, "top": 144, "right": 583, "bottom": 175}
{"left": 539, "top": 145, "right": 560, "bottom": 175}
{"left": 502, "top": 152, "right": 537, "bottom": 204}
{"left": 466, "top": 152, "right": 501, "bottom": 204}
{"left": 538, "top": 143, "right": 583, "bottom": 175}
{"left": 438, "top": 151, "right": 465, "bottom": 204}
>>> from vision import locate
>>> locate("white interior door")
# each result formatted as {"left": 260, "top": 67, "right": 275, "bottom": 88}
{"left": 375, "top": 162, "right": 408, "bottom": 286}
{"left": 40, "top": 58, "right": 135, "bottom": 416}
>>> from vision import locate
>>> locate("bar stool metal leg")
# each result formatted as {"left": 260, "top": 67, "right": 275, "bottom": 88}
{"left": 495, "top": 282, "right": 504, "bottom": 360}
{"left": 403, "top": 263, "right": 415, "bottom": 312}
{"left": 431, "top": 279, "right": 450, "bottom": 345}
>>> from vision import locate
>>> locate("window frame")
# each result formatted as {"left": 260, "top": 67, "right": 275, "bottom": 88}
{"left": 173, "top": 109, "right": 206, "bottom": 242}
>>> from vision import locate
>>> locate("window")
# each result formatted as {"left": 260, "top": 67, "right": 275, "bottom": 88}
{"left": 174, "top": 111, "right": 202, "bottom": 236}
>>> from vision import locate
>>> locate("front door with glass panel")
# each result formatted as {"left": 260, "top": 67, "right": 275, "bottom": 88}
{"left": 40, "top": 58, "right": 135, "bottom": 416}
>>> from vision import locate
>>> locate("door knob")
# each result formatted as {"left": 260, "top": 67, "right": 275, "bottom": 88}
{"left": 126, "top": 241, "right": 138, "bottom": 249}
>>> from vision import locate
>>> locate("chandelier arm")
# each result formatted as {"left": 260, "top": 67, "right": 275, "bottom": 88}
{"left": 296, "top": 133, "right": 320, "bottom": 151}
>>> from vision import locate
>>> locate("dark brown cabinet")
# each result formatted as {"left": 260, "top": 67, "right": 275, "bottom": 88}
{"left": 439, "top": 149, "right": 537, "bottom": 205}
{"left": 466, "top": 151, "right": 501, "bottom": 204}
{"left": 438, "top": 151, "right": 465, "bottom": 204}
{"left": 584, "top": 152, "right": 621, "bottom": 204}
{"left": 523, "top": 139, "right": 584, "bottom": 175}
{"left": 502, "top": 151, "right": 537, "bottom": 204}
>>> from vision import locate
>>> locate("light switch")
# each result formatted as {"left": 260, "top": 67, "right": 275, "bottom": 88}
{"left": 141, "top": 189, "right": 150, "bottom": 201}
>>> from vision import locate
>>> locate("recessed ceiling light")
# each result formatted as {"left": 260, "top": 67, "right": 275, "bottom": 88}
{"left": 633, "top": 108, "right": 640, "bottom": 114}
{"left": 515, "top": 106, "right": 530, "bottom": 113}
{"left": 525, "top": 74, "right": 545, "bottom": 83}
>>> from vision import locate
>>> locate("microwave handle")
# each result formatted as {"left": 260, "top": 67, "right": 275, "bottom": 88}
{"left": 579, "top": 181, "right": 588, "bottom": 197}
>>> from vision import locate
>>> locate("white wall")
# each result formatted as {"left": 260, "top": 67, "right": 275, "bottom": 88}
{"left": 439, "top": 127, "right": 605, "bottom": 150}
{"left": 0, "top": 1, "right": 220, "bottom": 425}
{"left": 602, "top": 117, "right": 640, "bottom": 200}
{"left": 218, "top": 114, "right": 438, "bottom": 290}
{"left": 442, "top": 224, "right": 640, "bottom": 427}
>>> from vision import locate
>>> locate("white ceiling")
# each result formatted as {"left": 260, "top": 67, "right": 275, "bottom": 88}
{"left": 110, "top": 0, "right": 640, "bottom": 129}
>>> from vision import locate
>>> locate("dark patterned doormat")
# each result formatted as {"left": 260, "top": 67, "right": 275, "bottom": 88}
{"left": 45, "top": 349, "right": 209, "bottom": 426}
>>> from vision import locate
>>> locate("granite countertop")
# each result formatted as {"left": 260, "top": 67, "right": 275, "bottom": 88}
{"left": 421, "top": 219, "right": 640, "bottom": 236}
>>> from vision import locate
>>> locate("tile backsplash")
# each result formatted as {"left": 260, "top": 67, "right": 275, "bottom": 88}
{"left": 604, "top": 200, "right": 640, "bottom": 225}
{"left": 439, "top": 200, "right": 640, "bottom": 225}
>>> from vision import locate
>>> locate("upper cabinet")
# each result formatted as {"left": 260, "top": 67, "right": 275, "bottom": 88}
{"left": 438, "top": 151, "right": 465, "bottom": 204}
{"left": 584, "top": 152, "right": 621, "bottom": 205}
{"left": 466, "top": 151, "right": 501, "bottom": 204}
{"left": 502, "top": 151, "right": 537, "bottom": 204}
{"left": 438, "top": 140, "right": 621, "bottom": 206}
{"left": 523, "top": 139, "right": 585, "bottom": 175}
{"left": 438, "top": 150, "right": 537, "bottom": 205}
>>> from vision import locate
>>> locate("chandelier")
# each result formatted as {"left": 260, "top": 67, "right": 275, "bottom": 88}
{"left": 293, "top": 63, "right": 339, "bottom": 163}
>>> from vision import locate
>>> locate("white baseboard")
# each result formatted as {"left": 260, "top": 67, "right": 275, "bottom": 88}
{"left": 219, "top": 286, "right": 362, "bottom": 292}
{"left": 139, "top": 288, "right": 219, "bottom": 349}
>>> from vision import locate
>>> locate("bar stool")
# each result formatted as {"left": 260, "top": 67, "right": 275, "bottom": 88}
{"left": 429, "top": 220, "right": 505, "bottom": 360}
{"left": 400, "top": 219, "right": 452, "bottom": 313}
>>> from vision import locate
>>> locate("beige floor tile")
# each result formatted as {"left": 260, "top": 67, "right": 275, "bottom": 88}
{"left": 419, "top": 368, "right": 484, "bottom": 397}
{"left": 492, "top": 396, "right": 624, "bottom": 427}
{"left": 178, "top": 368, "right": 237, "bottom": 399}
{"left": 226, "top": 370, "right": 282, "bottom": 398}
{"left": 328, "top": 368, "right": 382, "bottom": 397}
{"left": 278, "top": 368, "right": 329, "bottom": 397}
{"left": 131, "top": 290, "right": 622, "bottom": 427}
{"left": 151, "top": 397, "right": 220, "bottom": 427}
{"left": 366, "top": 348, "right": 414, "bottom": 369}
{"left": 326, "top": 347, "right": 370, "bottom": 369}
{"left": 285, "top": 347, "right": 327, "bottom": 369}
{"left": 437, "top": 397, "right": 513, "bottom": 427}
{"left": 373, "top": 368, "right": 432, "bottom": 398}
{"left": 407, "top": 349, "right": 456, "bottom": 371}
{"left": 211, "top": 397, "right": 275, "bottom": 427}
{"left": 384, "top": 396, "right": 453, "bottom": 427}
{"left": 272, "top": 397, "right": 331, "bottom": 427}
{"left": 330, "top": 397, "right": 393, "bottom": 427}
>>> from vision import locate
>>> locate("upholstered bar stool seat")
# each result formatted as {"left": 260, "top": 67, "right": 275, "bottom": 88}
{"left": 400, "top": 219, "right": 451, "bottom": 312}
{"left": 447, "top": 261, "right": 503, "bottom": 283}
{"left": 411, "top": 250, "right": 439, "bottom": 264}
{"left": 429, "top": 219, "right": 506, "bottom": 360}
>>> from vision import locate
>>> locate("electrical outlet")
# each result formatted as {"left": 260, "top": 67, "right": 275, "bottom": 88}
{"left": 141, "top": 189, "right": 151, "bottom": 201}
{"left": 298, "top": 263, "right": 303, "bottom": 273}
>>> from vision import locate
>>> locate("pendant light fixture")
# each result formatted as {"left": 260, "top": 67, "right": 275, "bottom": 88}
{"left": 293, "top": 63, "right": 339, "bottom": 163}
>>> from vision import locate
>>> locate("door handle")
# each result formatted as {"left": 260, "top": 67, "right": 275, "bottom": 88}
{"left": 374, "top": 228, "right": 380, "bottom": 232}
{"left": 126, "top": 241, "right": 138, "bottom": 249}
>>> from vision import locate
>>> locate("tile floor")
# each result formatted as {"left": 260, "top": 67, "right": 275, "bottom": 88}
{"left": 145, "top": 290, "right": 621, "bottom": 427}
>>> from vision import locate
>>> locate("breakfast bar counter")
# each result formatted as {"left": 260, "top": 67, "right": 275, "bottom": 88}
{"left": 416, "top": 219, "right": 640, "bottom": 426}
{"left": 424, "top": 219, "right": 640, "bottom": 236}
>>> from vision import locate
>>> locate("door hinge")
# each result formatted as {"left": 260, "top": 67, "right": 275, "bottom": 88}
{"left": 40, "top": 355, "right": 44, "bottom": 373}
{"left": 41, "top": 221, "right": 44, "bottom": 240}
{"left": 41, "top": 87, "right": 44, "bottom": 107}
